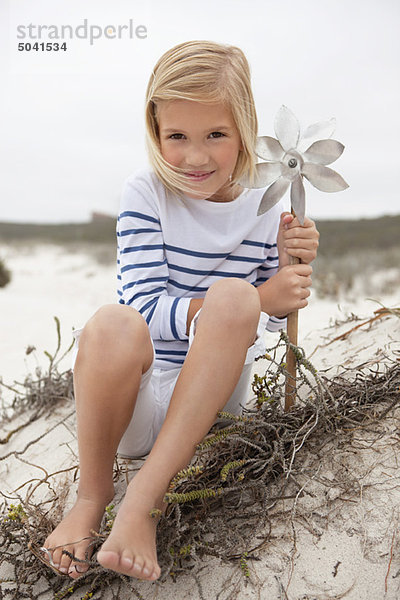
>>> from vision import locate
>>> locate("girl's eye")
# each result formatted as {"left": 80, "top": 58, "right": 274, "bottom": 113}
{"left": 167, "top": 132, "right": 225, "bottom": 140}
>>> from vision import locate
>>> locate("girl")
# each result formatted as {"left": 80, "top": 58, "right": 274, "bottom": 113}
{"left": 42, "top": 40, "right": 318, "bottom": 582}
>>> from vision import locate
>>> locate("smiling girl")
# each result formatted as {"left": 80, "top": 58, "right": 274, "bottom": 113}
{"left": 41, "top": 40, "right": 319, "bottom": 582}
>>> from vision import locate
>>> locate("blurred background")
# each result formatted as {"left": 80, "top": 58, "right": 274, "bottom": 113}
{"left": 0, "top": 0, "right": 399, "bottom": 222}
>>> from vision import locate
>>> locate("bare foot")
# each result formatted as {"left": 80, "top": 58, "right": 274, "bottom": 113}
{"left": 42, "top": 489, "right": 114, "bottom": 579}
{"left": 97, "top": 481, "right": 162, "bottom": 581}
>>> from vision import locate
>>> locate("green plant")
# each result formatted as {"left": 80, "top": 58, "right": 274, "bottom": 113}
{"left": 0, "top": 257, "right": 11, "bottom": 288}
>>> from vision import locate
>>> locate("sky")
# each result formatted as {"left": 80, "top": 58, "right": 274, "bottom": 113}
{"left": 0, "top": 0, "right": 399, "bottom": 223}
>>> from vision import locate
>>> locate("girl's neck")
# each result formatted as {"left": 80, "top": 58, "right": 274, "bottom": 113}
{"left": 207, "top": 183, "right": 244, "bottom": 203}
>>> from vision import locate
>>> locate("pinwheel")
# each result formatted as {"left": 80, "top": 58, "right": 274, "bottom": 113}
{"left": 241, "top": 106, "right": 349, "bottom": 409}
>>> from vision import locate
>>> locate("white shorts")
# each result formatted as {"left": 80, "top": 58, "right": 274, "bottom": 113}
{"left": 71, "top": 310, "right": 269, "bottom": 458}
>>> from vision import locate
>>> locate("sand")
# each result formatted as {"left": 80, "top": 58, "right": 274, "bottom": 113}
{"left": 1, "top": 243, "right": 399, "bottom": 599}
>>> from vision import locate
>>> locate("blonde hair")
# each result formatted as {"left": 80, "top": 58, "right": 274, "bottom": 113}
{"left": 145, "top": 40, "right": 258, "bottom": 196}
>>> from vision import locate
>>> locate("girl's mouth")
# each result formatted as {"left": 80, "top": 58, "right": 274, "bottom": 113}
{"left": 185, "top": 171, "right": 215, "bottom": 182}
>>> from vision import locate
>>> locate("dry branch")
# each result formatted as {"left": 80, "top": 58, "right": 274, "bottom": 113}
{"left": 1, "top": 317, "right": 399, "bottom": 599}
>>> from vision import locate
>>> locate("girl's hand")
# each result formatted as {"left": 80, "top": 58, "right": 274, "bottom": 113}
{"left": 258, "top": 263, "right": 313, "bottom": 317}
{"left": 277, "top": 212, "right": 319, "bottom": 268}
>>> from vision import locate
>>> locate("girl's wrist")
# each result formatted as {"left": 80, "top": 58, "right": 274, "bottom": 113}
{"left": 256, "top": 280, "right": 276, "bottom": 316}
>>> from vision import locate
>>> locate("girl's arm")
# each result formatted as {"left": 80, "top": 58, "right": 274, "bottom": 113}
{"left": 253, "top": 211, "right": 318, "bottom": 320}
{"left": 256, "top": 263, "right": 313, "bottom": 317}
{"left": 186, "top": 212, "right": 319, "bottom": 333}
{"left": 118, "top": 176, "right": 191, "bottom": 341}
{"left": 186, "top": 262, "right": 312, "bottom": 335}
{"left": 276, "top": 212, "right": 319, "bottom": 267}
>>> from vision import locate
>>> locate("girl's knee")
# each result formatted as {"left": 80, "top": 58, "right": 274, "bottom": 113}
{"left": 80, "top": 304, "right": 151, "bottom": 357}
{"left": 203, "top": 278, "right": 261, "bottom": 327}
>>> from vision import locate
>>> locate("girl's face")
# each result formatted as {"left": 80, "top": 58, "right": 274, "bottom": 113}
{"left": 157, "top": 99, "right": 243, "bottom": 202}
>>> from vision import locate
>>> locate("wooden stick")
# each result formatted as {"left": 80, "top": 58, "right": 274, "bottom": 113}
{"left": 284, "top": 209, "right": 300, "bottom": 411}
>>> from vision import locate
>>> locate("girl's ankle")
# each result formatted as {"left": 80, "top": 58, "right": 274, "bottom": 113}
{"left": 125, "top": 476, "right": 165, "bottom": 508}
{"left": 76, "top": 486, "right": 115, "bottom": 507}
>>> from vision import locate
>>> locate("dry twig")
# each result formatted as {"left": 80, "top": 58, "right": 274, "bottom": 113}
{"left": 1, "top": 317, "right": 399, "bottom": 599}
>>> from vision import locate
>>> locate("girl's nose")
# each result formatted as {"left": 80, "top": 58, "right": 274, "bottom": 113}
{"left": 185, "top": 144, "right": 209, "bottom": 167}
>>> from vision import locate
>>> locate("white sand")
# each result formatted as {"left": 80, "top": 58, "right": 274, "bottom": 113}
{"left": 0, "top": 244, "right": 116, "bottom": 388}
{"left": 1, "top": 243, "right": 397, "bottom": 391}
{"left": 1, "top": 244, "right": 399, "bottom": 599}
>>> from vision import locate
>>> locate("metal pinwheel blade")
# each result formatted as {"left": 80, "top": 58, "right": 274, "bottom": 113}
{"left": 241, "top": 105, "right": 349, "bottom": 225}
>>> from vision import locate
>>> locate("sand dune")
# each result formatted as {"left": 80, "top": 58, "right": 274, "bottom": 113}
{"left": 1, "top": 244, "right": 399, "bottom": 599}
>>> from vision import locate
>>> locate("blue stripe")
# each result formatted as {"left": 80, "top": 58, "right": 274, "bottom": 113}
{"left": 254, "top": 277, "right": 270, "bottom": 284}
{"left": 169, "top": 280, "right": 208, "bottom": 292}
{"left": 170, "top": 297, "right": 180, "bottom": 340}
{"left": 165, "top": 244, "right": 229, "bottom": 259}
{"left": 226, "top": 255, "right": 271, "bottom": 264}
{"left": 164, "top": 244, "right": 278, "bottom": 263}
{"left": 121, "top": 260, "right": 167, "bottom": 273}
{"left": 126, "top": 287, "right": 165, "bottom": 305}
{"left": 169, "top": 263, "right": 250, "bottom": 278}
{"left": 117, "top": 289, "right": 123, "bottom": 296}
{"left": 121, "top": 244, "right": 164, "bottom": 255}
{"left": 269, "top": 316, "right": 286, "bottom": 323}
{"left": 242, "top": 240, "right": 277, "bottom": 249}
{"left": 118, "top": 228, "right": 162, "bottom": 236}
{"left": 122, "top": 277, "right": 168, "bottom": 291}
{"left": 156, "top": 357, "right": 185, "bottom": 365}
{"left": 145, "top": 301, "right": 157, "bottom": 324}
{"left": 119, "top": 211, "right": 160, "bottom": 224}
{"left": 138, "top": 297, "right": 158, "bottom": 315}
{"left": 165, "top": 243, "right": 274, "bottom": 265}
{"left": 258, "top": 265, "right": 277, "bottom": 272}
{"left": 155, "top": 349, "right": 187, "bottom": 356}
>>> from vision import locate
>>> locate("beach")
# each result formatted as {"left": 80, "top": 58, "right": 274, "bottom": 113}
{"left": 1, "top": 242, "right": 396, "bottom": 388}
{"left": 1, "top": 242, "right": 399, "bottom": 599}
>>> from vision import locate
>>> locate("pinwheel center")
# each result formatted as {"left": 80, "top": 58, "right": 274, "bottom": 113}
{"left": 281, "top": 150, "right": 303, "bottom": 181}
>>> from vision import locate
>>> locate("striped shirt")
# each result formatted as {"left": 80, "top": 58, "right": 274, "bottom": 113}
{"left": 117, "top": 168, "right": 287, "bottom": 370}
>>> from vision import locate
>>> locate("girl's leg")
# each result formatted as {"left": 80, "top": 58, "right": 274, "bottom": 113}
{"left": 97, "top": 278, "right": 261, "bottom": 580}
{"left": 43, "top": 304, "right": 154, "bottom": 578}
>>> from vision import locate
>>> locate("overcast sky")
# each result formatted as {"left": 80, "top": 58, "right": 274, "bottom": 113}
{"left": 0, "top": 0, "right": 399, "bottom": 223}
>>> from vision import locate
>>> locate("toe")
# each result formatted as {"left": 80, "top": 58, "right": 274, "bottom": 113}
{"left": 69, "top": 562, "right": 89, "bottom": 579}
{"left": 152, "top": 565, "right": 161, "bottom": 580}
{"left": 59, "top": 550, "right": 72, "bottom": 575}
{"left": 120, "top": 550, "right": 134, "bottom": 571}
{"left": 131, "top": 557, "right": 145, "bottom": 578}
{"left": 141, "top": 558, "right": 159, "bottom": 581}
{"left": 40, "top": 546, "right": 60, "bottom": 571}
{"left": 142, "top": 564, "right": 152, "bottom": 579}
{"left": 49, "top": 546, "right": 63, "bottom": 569}
{"left": 97, "top": 549, "right": 121, "bottom": 571}
{"left": 69, "top": 548, "right": 90, "bottom": 579}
